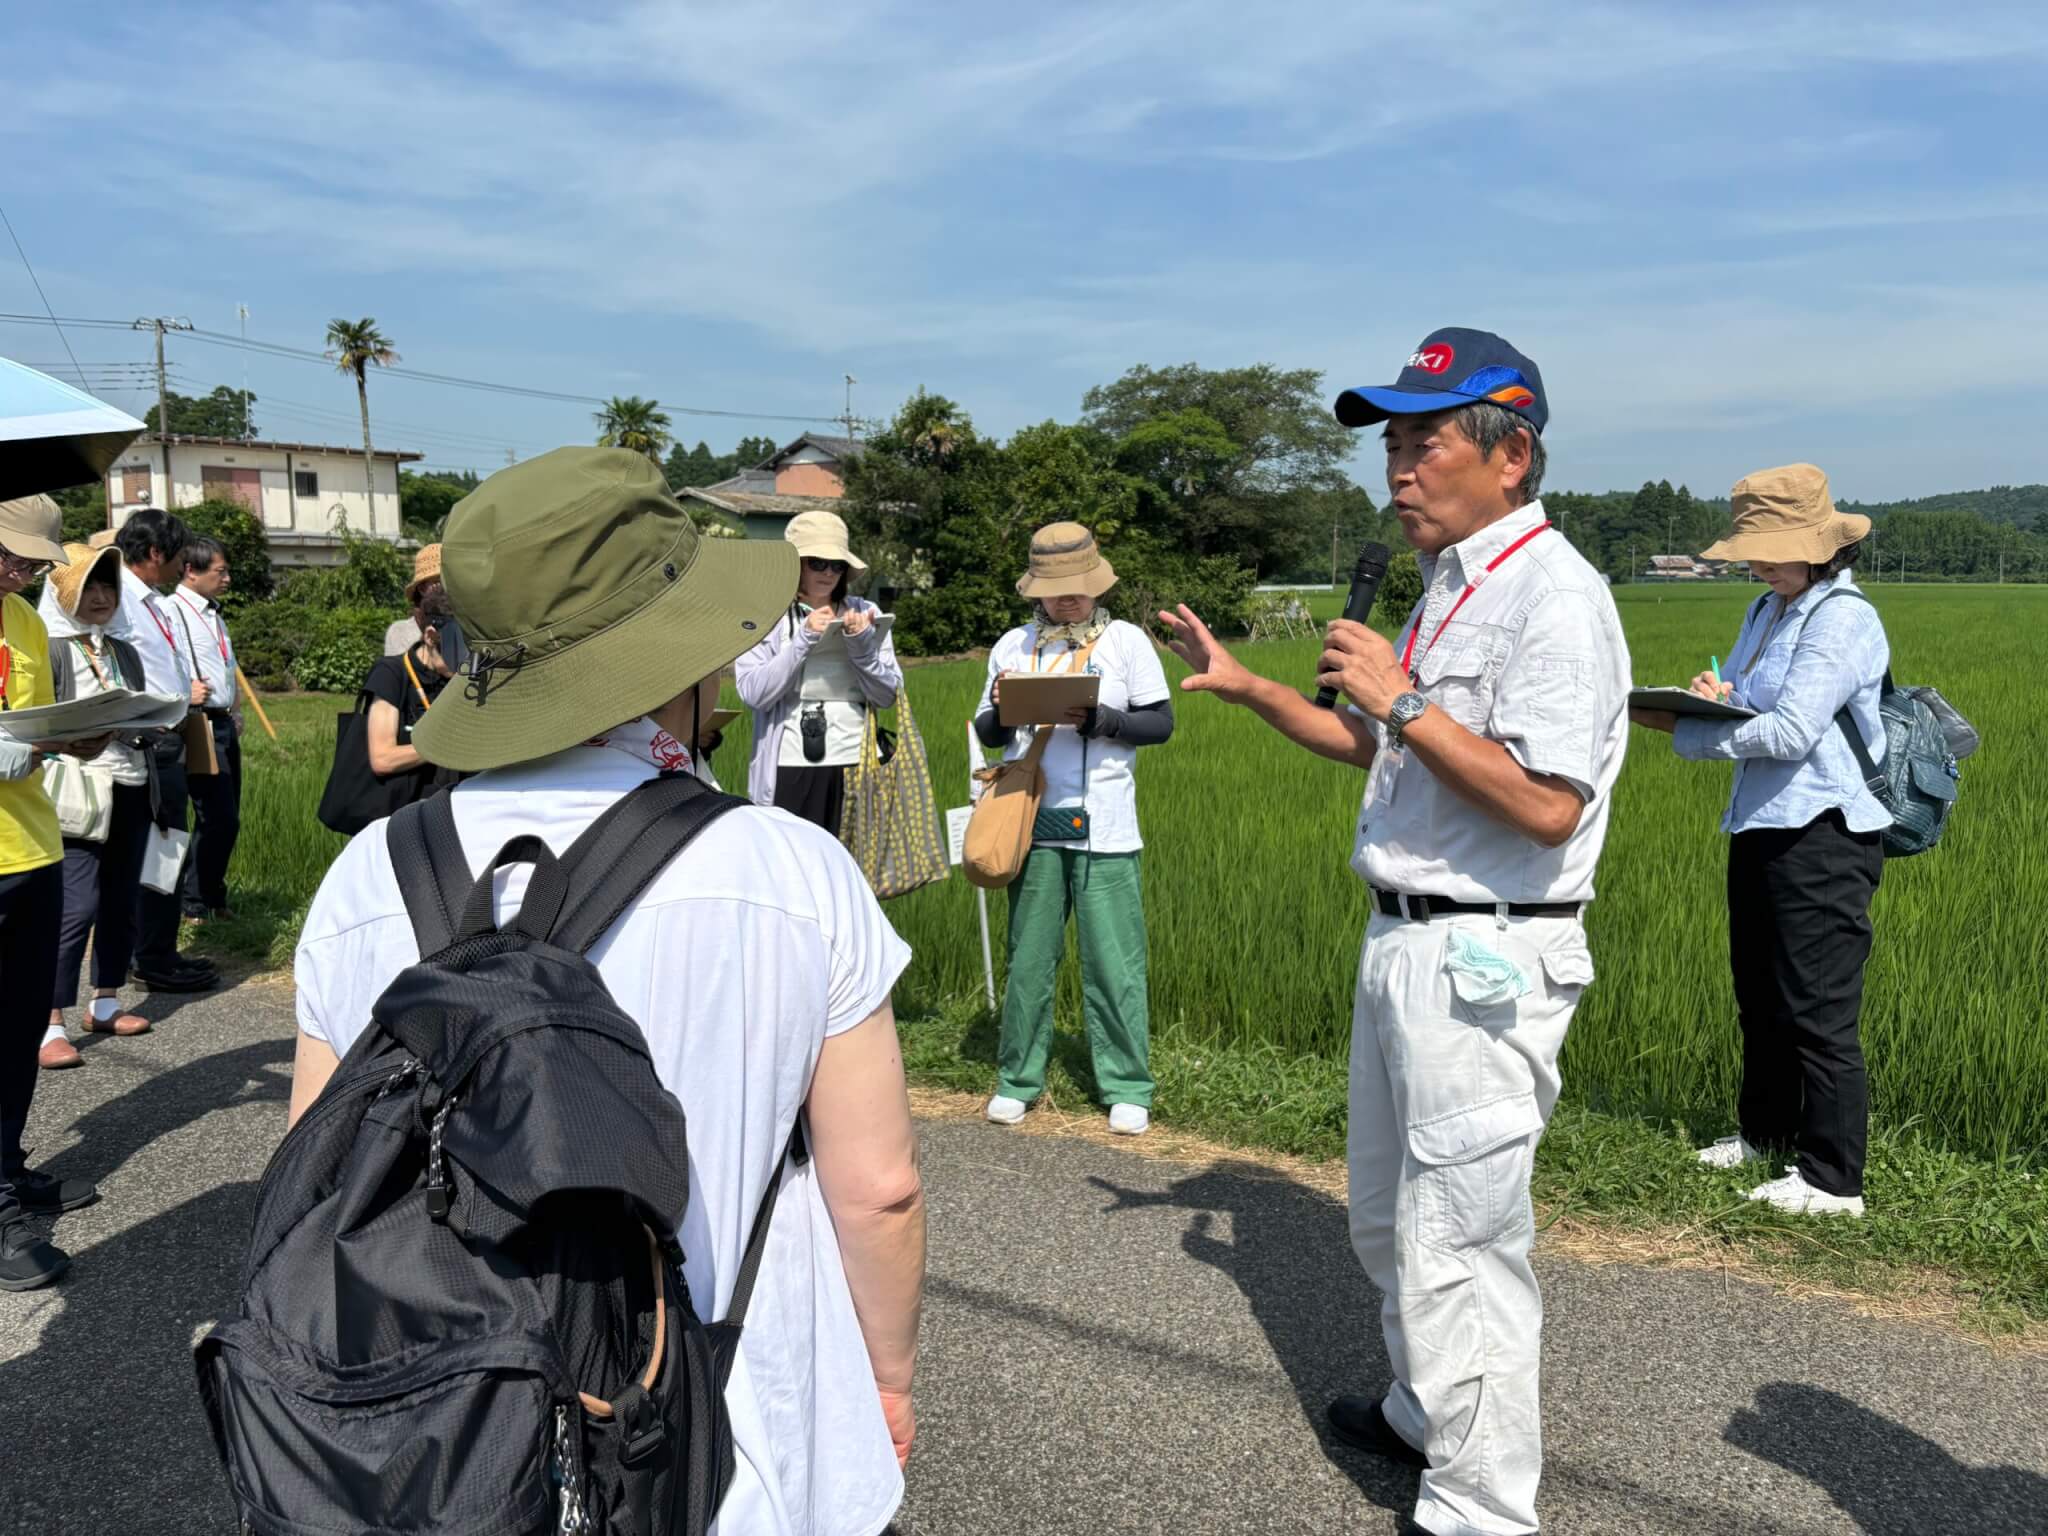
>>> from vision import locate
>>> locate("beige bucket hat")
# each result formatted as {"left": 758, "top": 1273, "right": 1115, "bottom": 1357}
{"left": 1015, "top": 521, "right": 1117, "bottom": 600}
{"left": 784, "top": 510, "right": 867, "bottom": 572}
{"left": 1702, "top": 464, "right": 1871, "bottom": 565}
{"left": 0, "top": 494, "right": 73, "bottom": 566}
{"left": 405, "top": 542, "right": 443, "bottom": 607}
{"left": 50, "top": 542, "right": 122, "bottom": 615}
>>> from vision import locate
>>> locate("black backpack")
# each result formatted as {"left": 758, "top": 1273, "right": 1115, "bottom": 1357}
{"left": 196, "top": 773, "right": 803, "bottom": 1536}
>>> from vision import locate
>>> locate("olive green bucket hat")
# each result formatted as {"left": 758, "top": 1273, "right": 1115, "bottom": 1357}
{"left": 413, "top": 447, "right": 796, "bottom": 773}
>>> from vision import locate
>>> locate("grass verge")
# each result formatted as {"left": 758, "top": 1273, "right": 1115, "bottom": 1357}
{"left": 896, "top": 998, "right": 2048, "bottom": 1339}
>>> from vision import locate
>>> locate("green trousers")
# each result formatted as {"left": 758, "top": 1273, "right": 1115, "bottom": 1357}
{"left": 998, "top": 847, "right": 1153, "bottom": 1108}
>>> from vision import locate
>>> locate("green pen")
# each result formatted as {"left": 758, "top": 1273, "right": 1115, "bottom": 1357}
{"left": 1710, "top": 655, "right": 1722, "bottom": 698}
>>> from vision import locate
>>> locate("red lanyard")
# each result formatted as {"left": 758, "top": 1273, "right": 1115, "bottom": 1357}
{"left": 180, "top": 592, "right": 229, "bottom": 661}
{"left": 1398, "top": 522, "right": 1554, "bottom": 676}
{"left": 143, "top": 597, "right": 178, "bottom": 655}
{"left": 0, "top": 605, "right": 10, "bottom": 709}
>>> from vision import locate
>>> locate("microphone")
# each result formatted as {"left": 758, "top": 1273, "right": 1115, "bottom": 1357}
{"left": 1314, "top": 541, "right": 1391, "bottom": 709}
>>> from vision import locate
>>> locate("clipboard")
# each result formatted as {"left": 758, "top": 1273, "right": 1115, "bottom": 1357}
{"left": 998, "top": 673, "right": 1101, "bottom": 727}
{"left": 703, "top": 707, "right": 740, "bottom": 735}
{"left": 1628, "top": 687, "right": 1756, "bottom": 721}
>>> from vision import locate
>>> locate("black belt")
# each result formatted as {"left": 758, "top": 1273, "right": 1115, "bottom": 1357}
{"left": 1371, "top": 888, "right": 1581, "bottom": 922}
{"left": 204, "top": 706, "right": 234, "bottom": 719}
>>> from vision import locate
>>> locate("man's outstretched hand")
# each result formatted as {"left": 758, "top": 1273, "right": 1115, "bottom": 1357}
{"left": 1158, "top": 606, "right": 1259, "bottom": 706}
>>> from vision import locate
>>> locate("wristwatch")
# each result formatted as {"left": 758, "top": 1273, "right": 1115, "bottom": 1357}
{"left": 1385, "top": 690, "right": 1429, "bottom": 748}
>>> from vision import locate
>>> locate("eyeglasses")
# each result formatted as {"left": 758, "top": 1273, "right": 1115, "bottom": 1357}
{"left": 802, "top": 557, "right": 849, "bottom": 575}
{"left": 0, "top": 545, "right": 53, "bottom": 579}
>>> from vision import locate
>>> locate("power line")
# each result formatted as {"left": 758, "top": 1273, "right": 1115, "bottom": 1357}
{"left": 0, "top": 207, "right": 89, "bottom": 390}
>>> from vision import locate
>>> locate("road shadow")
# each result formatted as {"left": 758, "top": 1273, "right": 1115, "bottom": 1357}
{"left": 0, "top": 1180, "right": 256, "bottom": 1535}
{"left": 1089, "top": 1161, "right": 1414, "bottom": 1520}
{"left": 1725, "top": 1381, "right": 2048, "bottom": 1534}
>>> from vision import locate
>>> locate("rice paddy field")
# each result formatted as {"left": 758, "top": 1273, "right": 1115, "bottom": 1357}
{"left": 227, "top": 583, "right": 2048, "bottom": 1171}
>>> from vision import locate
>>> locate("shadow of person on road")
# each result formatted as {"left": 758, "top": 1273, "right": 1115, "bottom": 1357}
{"left": 1725, "top": 1381, "right": 2048, "bottom": 1535}
{"left": 0, "top": 1180, "right": 257, "bottom": 1536}
{"left": 1090, "top": 1162, "right": 1415, "bottom": 1519}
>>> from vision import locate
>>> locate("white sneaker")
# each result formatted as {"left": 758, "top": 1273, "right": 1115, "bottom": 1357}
{"left": 985, "top": 1095, "right": 1028, "bottom": 1126}
{"left": 1696, "top": 1134, "right": 1766, "bottom": 1169}
{"left": 1108, "top": 1104, "right": 1150, "bottom": 1136}
{"left": 1747, "top": 1167, "right": 1865, "bottom": 1218}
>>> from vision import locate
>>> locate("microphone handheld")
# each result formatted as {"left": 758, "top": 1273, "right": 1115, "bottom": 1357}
{"left": 1314, "top": 541, "right": 1391, "bottom": 709}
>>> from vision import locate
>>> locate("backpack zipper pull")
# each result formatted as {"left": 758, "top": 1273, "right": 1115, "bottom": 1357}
{"left": 425, "top": 1093, "right": 457, "bottom": 1221}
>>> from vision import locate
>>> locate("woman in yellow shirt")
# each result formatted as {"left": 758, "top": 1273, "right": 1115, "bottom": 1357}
{"left": 0, "top": 495, "right": 102, "bottom": 1292}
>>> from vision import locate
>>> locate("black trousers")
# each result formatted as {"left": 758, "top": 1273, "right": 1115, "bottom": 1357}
{"left": 1, "top": 861, "right": 65, "bottom": 1224}
{"left": 774, "top": 764, "right": 847, "bottom": 837}
{"left": 133, "top": 732, "right": 191, "bottom": 974}
{"left": 54, "top": 781, "right": 153, "bottom": 1008}
{"left": 181, "top": 717, "right": 242, "bottom": 914}
{"left": 1727, "top": 809, "right": 1884, "bottom": 1197}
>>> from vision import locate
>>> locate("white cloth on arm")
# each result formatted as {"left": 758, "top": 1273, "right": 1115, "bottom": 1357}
{"left": 1351, "top": 500, "right": 1630, "bottom": 905}
{"left": 975, "top": 618, "right": 1170, "bottom": 854}
{"left": 293, "top": 745, "right": 913, "bottom": 1536}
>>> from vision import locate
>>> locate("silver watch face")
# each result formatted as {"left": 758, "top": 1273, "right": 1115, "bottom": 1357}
{"left": 1391, "top": 692, "right": 1427, "bottom": 726}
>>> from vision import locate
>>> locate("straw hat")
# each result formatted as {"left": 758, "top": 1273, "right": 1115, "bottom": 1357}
{"left": 0, "top": 494, "right": 72, "bottom": 566}
{"left": 405, "top": 542, "right": 443, "bottom": 607}
{"left": 412, "top": 448, "right": 795, "bottom": 773}
{"left": 1702, "top": 464, "right": 1871, "bottom": 566}
{"left": 783, "top": 510, "right": 867, "bottom": 572}
{"left": 49, "top": 542, "right": 122, "bottom": 616}
{"left": 1015, "top": 522, "right": 1117, "bottom": 600}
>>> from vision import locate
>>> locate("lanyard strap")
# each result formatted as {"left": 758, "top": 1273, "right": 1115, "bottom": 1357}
{"left": 143, "top": 596, "right": 178, "bottom": 657}
{"left": 1398, "top": 522, "right": 1554, "bottom": 676}
{"left": 401, "top": 650, "right": 433, "bottom": 712}
{"left": 77, "top": 637, "right": 113, "bottom": 691}
{"left": 0, "top": 604, "right": 10, "bottom": 710}
{"left": 180, "top": 592, "right": 230, "bottom": 662}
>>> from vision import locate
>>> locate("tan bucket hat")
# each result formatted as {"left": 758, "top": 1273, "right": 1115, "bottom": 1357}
{"left": 783, "top": 510, "right": 867, "bottom": 572}
{"left": 50, "top": 542, "right": 122, "bottom": 615}
{"left": 1015, "top": 522, "right": 1117, "bottom": 600}
{"left": 405, "top": 542, "right": 443, "bottom": 606}
{"left": 0, "top": 494, "right": 73, "bottom": 566}
{"left": 412, "top": 447, "right": 797, "bottom": 773}
{"left": 1702, "top": 464, "right": 1871, "bottom": 565}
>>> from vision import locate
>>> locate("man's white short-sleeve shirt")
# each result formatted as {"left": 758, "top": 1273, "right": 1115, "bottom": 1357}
{"left": 1353, "top": 500, "right": 1631, "bottom": 905}
{"left": 295, "top": 746, "right": 913, "bottom": 1536}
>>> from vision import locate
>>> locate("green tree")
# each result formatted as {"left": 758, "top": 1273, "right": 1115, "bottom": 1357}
{"left": 399, "top": 470, "right": 474, "bottom": 541}
{"left": 594, "top": 396, "right": 673, "bottom": 462}
{"left": 143, "top": 384, "right": 258, "bottom": 438}
{"left": 324, "top": 318, "right": 400, "bottom": 507}
{"left": 50, "top": 482, "right": 108, "bottom": 545}
{"left": 1374, "top": 549, "right": 1423, "bottom": 625}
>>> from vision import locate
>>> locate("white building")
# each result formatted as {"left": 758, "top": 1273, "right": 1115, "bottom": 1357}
{"left": 106, "top": 435, "right": 421, "bottom": 568}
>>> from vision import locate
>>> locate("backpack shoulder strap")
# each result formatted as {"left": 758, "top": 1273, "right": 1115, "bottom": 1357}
{"left": 545, "top": 772, "right": 749, "bottom": 955}
{"left": 1791, "top": 588, "right": 1888, "bottom": 793}
{"left": 387, "top": 793, "right": 471, "bottom": 957}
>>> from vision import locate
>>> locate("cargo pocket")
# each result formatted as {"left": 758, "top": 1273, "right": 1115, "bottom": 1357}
{"left": 1408, "top": 1092, "right": 1543, "bottom": 1253}
{"left": 1540, "top": 942, "right": 1594, "bottom": 996}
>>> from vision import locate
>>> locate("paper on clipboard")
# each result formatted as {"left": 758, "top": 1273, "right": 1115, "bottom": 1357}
{"left": 1627, "top": 687, "right": 1756, "bottom": 721}
{"left": 0, "top": 687, "right": 189, "bottom": 743}
{"left": 822, "top": 612, "right": 894, "bottom": 641}
{"left": 997, "top": 672, "right": 1101, "bottom": 727}
{"left": 704, "top": 707, "right": 741, "bottom": 734}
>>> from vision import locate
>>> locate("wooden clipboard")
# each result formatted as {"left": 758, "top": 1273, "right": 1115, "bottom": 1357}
{"left": 997, "top": 672, "right": 1101, "bottom": 727}
{"left": 180, "top": 710, "right": 221, "bottom": 776}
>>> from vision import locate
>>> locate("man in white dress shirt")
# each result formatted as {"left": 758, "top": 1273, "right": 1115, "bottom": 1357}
{"left": 171, "top": 536, "right": 242, "bottom": 921}
{"left": 112, "top": 508, "right": 217, "bottom": 992}
{"left": 1160, "top": 329, "right": 1629, "bottom": 1536}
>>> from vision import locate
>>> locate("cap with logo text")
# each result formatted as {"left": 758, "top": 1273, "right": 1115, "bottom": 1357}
{"left": 1333, "top": 327, "right": 1548, "bottom": 434}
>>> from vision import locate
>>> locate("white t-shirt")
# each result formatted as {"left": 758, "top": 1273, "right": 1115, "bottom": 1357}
{"left": 779, "top": 628, "right": 867, "bottom": 768}
{"left": 294, "top": 744, "right": 913, "bottom": 1536}
{"left": 977, "top": 619, "right": 1171, "bottom": 854}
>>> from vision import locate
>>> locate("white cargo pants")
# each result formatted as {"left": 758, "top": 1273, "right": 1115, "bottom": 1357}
{"left": 1347, "top": 908, "right": 1593, "bottom": 1536}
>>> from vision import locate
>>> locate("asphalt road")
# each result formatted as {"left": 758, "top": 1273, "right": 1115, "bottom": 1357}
{"left": 4, "top": 973, "right": 2044, "bottom": 1535}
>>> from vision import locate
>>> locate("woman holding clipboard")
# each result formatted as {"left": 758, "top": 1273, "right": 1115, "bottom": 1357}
{"left": 973, "top": 522, "right": 1173, "bottom": 1136}
{"left": 734, "top": 511, "right": 900, "bottom": 834}
{"left": 1630, "top": 464, "right": 1889, "bottom": 1218}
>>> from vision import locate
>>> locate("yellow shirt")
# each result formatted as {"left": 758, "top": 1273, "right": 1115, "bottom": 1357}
{"left": 0, "top": 592, "right": 63, "bottom": 875}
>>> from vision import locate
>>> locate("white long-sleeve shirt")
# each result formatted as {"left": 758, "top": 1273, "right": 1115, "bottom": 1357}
{"left": 170, "top": 584, "right": 239, "bottom": 706}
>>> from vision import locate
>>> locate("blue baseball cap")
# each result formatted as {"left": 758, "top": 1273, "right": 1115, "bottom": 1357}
{"left": 1334, "top": 327, "right": 1548, "bottom": 434}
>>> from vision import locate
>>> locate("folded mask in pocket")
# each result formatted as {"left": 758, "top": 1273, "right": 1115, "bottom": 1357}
{"left": 1445, "top": 929, "right": 1530, "bottom": 1006}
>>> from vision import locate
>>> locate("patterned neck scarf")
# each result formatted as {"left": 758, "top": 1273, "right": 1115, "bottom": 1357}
{"left": 585, "top": 715, "right": 701, "bottom": 778}
{"left": 1032, "top": 603, "right": 1111, "bottom": 649}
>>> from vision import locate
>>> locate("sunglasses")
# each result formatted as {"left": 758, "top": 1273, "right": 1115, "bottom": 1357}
{"left": 802, "top": 557, "right": 849, "bottom": 575}
{"left": 0, "top": 544, "right": 53, "bottom": 579}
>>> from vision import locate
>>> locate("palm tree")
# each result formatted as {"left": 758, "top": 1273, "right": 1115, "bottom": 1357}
{"left": 595, "top": 396, "right": 673, "bottom": 463}
{"left": 324, "top": 318, "right": 400, "bottom": 522}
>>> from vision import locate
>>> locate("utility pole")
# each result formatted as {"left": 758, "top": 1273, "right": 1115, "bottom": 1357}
{"left": 1331, "top": 517, "right": 1340, "bottom": 588}
{"left": 237, "top": 303, "right": 250, "bottom": 437}
{"left": 840, "top": 374, "right": 859, "bottom": 441}
{"left": 134, "top": 316, "right": 193, "bottom": 506}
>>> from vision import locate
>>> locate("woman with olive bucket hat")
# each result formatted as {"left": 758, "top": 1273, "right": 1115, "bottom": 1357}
{"left": 1630, "top": 464, "right": 1889, "bottom": 1218}
{"left": 734, "top": 510, "right": 901, "bottom": 835}
{"left": 974, "top": 522, "right": 1174, "bottom": 1136}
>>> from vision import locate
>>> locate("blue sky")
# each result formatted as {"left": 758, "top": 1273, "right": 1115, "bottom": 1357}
{"left": 5, "top": 0, "right": 2045, "bottom": 500}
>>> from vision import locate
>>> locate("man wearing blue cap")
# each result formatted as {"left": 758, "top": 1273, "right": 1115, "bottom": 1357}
{"left": 1161, "top": 329, "right": 1629, "bottom": 1536}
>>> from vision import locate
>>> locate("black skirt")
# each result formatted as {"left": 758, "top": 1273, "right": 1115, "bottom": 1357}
{"left": 774, "top": 764, "right": 848, "bottom": 837}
